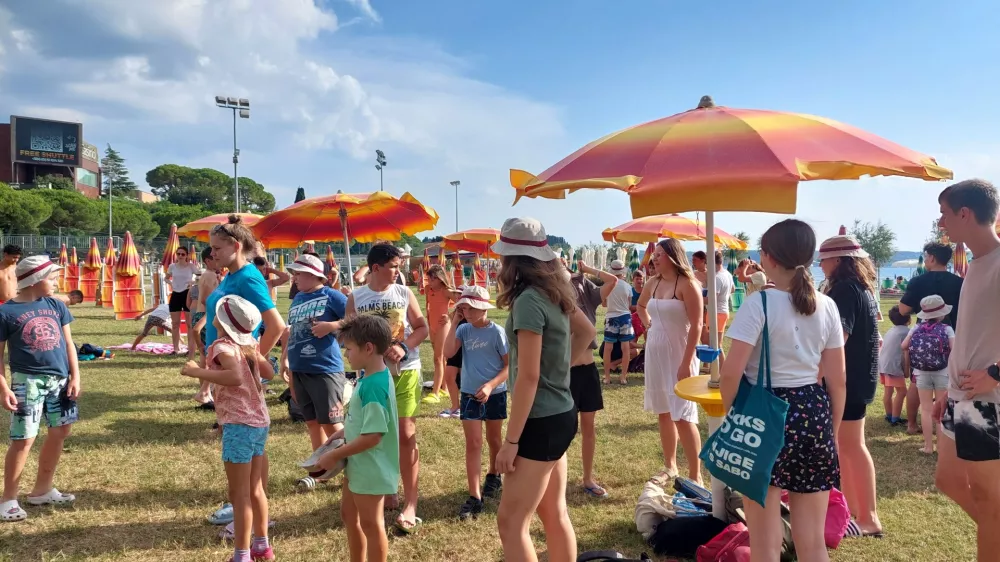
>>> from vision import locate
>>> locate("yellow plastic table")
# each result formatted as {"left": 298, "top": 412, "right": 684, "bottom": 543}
{"left": 674, "top": 375, "right": 727, "bottom": 520}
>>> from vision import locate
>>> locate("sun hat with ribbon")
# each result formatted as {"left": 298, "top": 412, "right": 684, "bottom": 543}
{"left": 818, "top": 235, "right": 869, "bottom": 261}
{"left": 491, "top": 217, "right": 558, "bottom": 262}
{"left": 455, "top": 285, "right": 495, "bottom": 310}
{"left": 16, "top": 255, "right": 63, "bottom": 290}
{"left": 610, "top": 259, "right": 627, "bottom": 275}
{"left": 214, "top": 294, "right": 262, "bottom": 347}
{"left": 917, "top": 294, "right": 953, "bottom": 321}
{"left": 286, "top": 254, "right": 326, "bottom": 280}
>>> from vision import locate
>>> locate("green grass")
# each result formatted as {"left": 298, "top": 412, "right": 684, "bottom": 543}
{"left": 0, "top": 294, "right": 976, "bottom": 561}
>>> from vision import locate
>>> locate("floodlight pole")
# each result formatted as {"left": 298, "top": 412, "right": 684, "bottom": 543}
{"left": 451, "top": 180, "right": 461, "bottom": 231}
{"left": 216, "top": 96, "right": 250, "bottom": 214}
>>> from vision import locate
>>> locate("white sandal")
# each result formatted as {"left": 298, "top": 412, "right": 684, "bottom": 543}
{"left": 25, "top": 488, "right": 75, "bottom": 506}
{"left": 0, "top": 500, "right": 27, "bottom": 522}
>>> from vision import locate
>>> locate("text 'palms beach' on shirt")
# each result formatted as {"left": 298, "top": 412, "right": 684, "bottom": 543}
{"left": 351, "top": 284, "right": 421, "bottom": 371}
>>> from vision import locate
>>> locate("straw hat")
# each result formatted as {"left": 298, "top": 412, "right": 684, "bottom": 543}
{"left": 917, "top": 294, "right": 953, "bottom": 321}
{"left": 491, "top": 217, "right": 558, "bottom": 262}
{"left": 16, "top": 256, "right": 62, "bottom": 290}
{"left": 818, "top": 235, "right": 869, "bottom": 261}
{"left": 455, "top": 285, "right": 494, "bottom": 310}
{"left": 610, "top": 259, "right": 627, "bottom": 275}
{"left": 214, "top": 295, "right": 262, "bottom": 346}
{"left": 287, "top": 254, "right": 326, "bottom": 279}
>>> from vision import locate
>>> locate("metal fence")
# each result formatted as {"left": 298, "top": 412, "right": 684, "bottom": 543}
{"left": 0, "top": 235, "right": 181, "bottom": 256}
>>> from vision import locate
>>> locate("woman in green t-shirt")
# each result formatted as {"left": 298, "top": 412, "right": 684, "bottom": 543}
{"left": 491, "top": 217, "right": 596, "bottom": 562}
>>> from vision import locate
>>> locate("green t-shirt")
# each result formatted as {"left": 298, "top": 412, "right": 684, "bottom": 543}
{"left": 505, "top": 287, "right": 575, "bottom": 419}
{"left": 343, "top": 368, "right": 399, "bottom": 495}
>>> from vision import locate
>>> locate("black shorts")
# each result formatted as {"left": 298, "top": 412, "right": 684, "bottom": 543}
{"left": 770, "top": 384, "right": 839, "bottom": 493}
{"left": 517, "top": 408, "right": 577, "bottom": 462}
{"left": 843, "top": 402, "right": 868, "bottom": 421}
{"left": 291, "top": 371, "right": 347, "bottom": 424}
{"left": 446, "top": 347, "right": 463, "bottom": 369}
{"left": 570, "top": 363, "right": 604, "bottom": 413}
{"left": 168, "top": 290, "right": 190, "bottom": 312}
{"left": 941, "top": 399, "right": 1000, "bottom": 462}
{"left": 460, "top": 392, "right": 507, "bottom": 421}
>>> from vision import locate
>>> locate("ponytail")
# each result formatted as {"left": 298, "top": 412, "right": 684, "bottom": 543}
{"left": 789, "top": 264, "right": 817, "bottom": 315}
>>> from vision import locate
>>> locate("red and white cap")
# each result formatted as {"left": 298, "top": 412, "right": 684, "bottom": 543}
{"left": 16, "top": 255, "right": 62, "bottom": 290}
{"left": 214, "top": 294, "right": 262, "bottom": 346}
{"left": 491, "top": 217, "right": 558, "bottom": 262}
{"left": 455, "top": 285, "right": 495, "bottom": 310}
{"left": 286, "top": 254, "right": 326, "bottom": 279}
{"left": 818, "top": 235, "right": 869, "bottom": 261}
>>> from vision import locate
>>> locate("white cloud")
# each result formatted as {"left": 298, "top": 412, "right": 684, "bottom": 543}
{"left": 342, "top": 0, "right": 381, "bottom": 23}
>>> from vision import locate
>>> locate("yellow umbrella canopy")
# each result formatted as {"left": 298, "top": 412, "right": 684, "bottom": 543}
{"left": 602, "top": 214, "right": 747, "bottom": 249}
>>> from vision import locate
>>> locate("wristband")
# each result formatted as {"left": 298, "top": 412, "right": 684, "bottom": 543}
{"left": 394, "top": 341, "right": 409, "bottom": 355}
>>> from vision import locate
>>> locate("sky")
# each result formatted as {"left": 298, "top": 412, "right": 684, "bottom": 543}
{"left": 0, "top": 0, "right": 998, "bottom": 250}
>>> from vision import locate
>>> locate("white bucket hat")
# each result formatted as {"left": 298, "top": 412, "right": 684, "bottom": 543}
{"left": 16, "top": 256, "right": 62, "bottom": 290}
{"left": 287, "top": 254, "right": 326, "bottom": 279}
{"left": 455, "top": 285, "right": 495, "bottom": 310}
{"left": 610, "top": 259, "right": 627, "bottom": 275}
{"left": 491, "top": 217, "right": 558, "bottom": 262}
{"left": 917, "top": 294, "right": 953, "bottom": 321}
{"left": 818, "top": 235, "right": 869, "bottom": 261}
{"left": 214, "top": 294, "right": 262, "bottom": 346}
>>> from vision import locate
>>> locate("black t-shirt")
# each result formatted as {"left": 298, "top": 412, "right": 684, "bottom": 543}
{"left": 899, "top": 271, "right": 963, "bottom": 326}
{"left": 827, "top": 280, "right": 879, "bottom": 405}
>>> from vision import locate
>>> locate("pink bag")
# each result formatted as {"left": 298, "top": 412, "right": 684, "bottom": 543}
{"left": 779, "top": 487, "right": 851, "bottom": 549}
{"left": 825, "top": 488, "right": 851, "bottom": 549}
{"left": 696, "top": 522, "right": 751, "bottom": 562}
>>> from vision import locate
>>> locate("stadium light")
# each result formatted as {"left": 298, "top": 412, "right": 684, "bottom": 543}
{"left": 215, "top": 96, "right": 251, "bottom": 212}
{"left": 375, "top": 149, "right": 387, "bottom": 191}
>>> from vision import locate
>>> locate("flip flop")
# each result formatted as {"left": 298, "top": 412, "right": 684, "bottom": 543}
{"left": 25, "top": 488, "right": 75, "bottom": 506}
{"left": 844, "top": 520, "right": 884, "bottom": 539}
{"left": 0, "top": 500, "right": 26, "bottom": 522}
{"left": 583, "top": 484, "right": 609, "bottom": 499}
{"left": 393, "top": 515, "right": 422, "bottom": 535}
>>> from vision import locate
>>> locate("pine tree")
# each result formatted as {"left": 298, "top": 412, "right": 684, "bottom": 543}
{"left": 101, "top": 144, "right": 139, "bottom": 198}
{"left": 294, "top": 186, "right": 306, "bottom": 203}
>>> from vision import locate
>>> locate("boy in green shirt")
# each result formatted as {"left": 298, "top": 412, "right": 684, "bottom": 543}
{"left": 318, "top": 315, "right": 399, "bottom": 562}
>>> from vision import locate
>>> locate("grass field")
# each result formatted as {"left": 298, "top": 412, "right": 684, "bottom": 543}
{"left": 0, "top": 293, "right": 976, "bottom": 561}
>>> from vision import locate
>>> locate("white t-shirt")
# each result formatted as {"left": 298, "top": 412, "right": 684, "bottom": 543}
{"left": 605, "top": 277, "right": 633, "bottom": 317}
{"left": 744, "top": 271, "right": 768, "bottom": 296}
{"left": 715, "top": 269, "right": 734, "bottom": 314}
{"left": 168, "top": 262, "right": 200, "bottom": 293}
{"left": 351, "top": 283, "right": 421, "bottom": 372}
{"left": 149, "top": 304, "right": 171, "bottom": 321}
{"left": 726, "top": 288, "right": 844, "bottom": 388}
{"left": 878, "top": 325, "right": 909, "bottom": 377}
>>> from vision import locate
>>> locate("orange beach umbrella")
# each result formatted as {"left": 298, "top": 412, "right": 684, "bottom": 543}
{"left": 252, "top": 191, "right": 439, "bottom": 288}
{"left": 84, "top": 238, "right": 102, "bottom": 270}
{"left": 602, "top": 214, "right": 747, "bottom": 249}
{"left": 116, "top": 232, "right": 142, "bottom": 277}
{"left": 177, "top": 213, "right": 263, "bottom": 242}
{"left": 511, "top": 95, "right": 952, "bottom": 389}
{"left": 58, "top": 244, "right": 68, "bottom": 266}
{"left": 441, "top": 228, "right": 501, "bottom": 257}
{"left": 104, "top": 238, "right": 117, "bottom": 267}
{"left": 161, "top": 224, "right": 180, "bottom": 269}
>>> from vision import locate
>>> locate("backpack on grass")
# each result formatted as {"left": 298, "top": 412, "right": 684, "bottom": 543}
{"left": 909, "top": 321, "right": 951, "bottom": 372}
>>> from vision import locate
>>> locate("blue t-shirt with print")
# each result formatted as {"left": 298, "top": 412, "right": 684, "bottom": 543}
{"left": 205, "top": 264, "right": 275, "bottom": 346}
{"left": 287, "top": 286, "right": 348, "bottom": 374}
{"left": 0, "top": 297, "right": 74, "bottom": 377}
{"left": 456, "top": 321, "right": 509, "bottom": 395}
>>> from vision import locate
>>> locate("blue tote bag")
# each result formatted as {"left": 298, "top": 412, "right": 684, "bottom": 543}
{"left": 699, "top": 291, "right": 789, "bottom": 506}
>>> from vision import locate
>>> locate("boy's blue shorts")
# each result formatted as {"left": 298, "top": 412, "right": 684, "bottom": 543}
{"left": 221, "top": 424, "right": 269, "bottom": 464}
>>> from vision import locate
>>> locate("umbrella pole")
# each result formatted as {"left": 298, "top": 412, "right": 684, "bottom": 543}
{"left": 706, "top": 211, "right": 721, "bottom": 388}
{"left": 340, "top": 206, "right": 355, "bottom": 290}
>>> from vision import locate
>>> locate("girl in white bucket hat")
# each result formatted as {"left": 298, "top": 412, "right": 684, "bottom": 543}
{"left": 181, "top": 294, "right": 275, "bottom": 561}
{"left": 491, "top": 217, "right": 596, "bottom": 561}
{"left": 902, "top": 294, "right": 956, "bottom": 455}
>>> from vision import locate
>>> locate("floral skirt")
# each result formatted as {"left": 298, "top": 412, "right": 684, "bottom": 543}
{"left": 769, "top": 384, "right": 839, "bottom": 493}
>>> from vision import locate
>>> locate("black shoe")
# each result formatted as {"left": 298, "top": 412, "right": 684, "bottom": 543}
{"left": 482, "top": 473, "right": 503, "bottom": 501}
{"left": 459, "top": 496, "right": 483, "bottom": 520}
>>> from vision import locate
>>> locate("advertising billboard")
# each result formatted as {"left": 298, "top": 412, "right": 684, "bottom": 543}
{"left": 10, "top": 116, "right": 83, "bottom": 167}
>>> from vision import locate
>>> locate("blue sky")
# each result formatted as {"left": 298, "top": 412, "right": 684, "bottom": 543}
{"left": 1, "top": 0, "right": 997, "bottom": 249}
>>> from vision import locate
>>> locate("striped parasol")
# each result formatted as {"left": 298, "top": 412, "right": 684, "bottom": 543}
{"left": 161, "top": 224, "right": 179, "bottom": 269}
{"left": 177, "top": 213, "right": 263, "bottom": 242}
{"left": 116, "top": 232, "right": 142, "bottom": 276}
{"left": 954, "top": 242, "right": 969, "bottom": 277}
{"left": 602, "top": 214, "right": 747, "bottom": 249}
{"left": 640, "top": 241, "right": 655, "bottom": 274}
{"left": 70, "top": 247, "right": 78, "bottom": 267}
{"left": 104, "top": 238, "right": 116, "bottom": 267}
{"left": 441, "top": 228, "right": 501, "bottom": 258}
{"left": 58, "top": 243, "right": 68, "bottom": 266}
{"left": 84, "top": 238, "right": 102, "bottom": 270}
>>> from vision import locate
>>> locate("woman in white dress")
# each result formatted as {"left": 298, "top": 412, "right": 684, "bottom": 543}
{"left": 636, "top": 238, "right": 704, "bottom": 481}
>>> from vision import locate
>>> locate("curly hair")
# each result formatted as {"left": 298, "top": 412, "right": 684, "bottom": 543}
{"left": 496, "top": 255, "right": 576, "bottom": 314}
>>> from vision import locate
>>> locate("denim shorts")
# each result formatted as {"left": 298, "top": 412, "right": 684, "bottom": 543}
{"left": 221, "top": 423, "right": 269, "bottom": 464}
{"left": 460, "top": 392, "right": 507, "bottom": 421}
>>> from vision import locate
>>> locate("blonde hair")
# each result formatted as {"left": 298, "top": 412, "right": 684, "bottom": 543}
{"left": 654, "top": 238, "right": 695, "bottom": 281}
{"left": 425, "top": 264, "right": 454, "bottom": 291}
